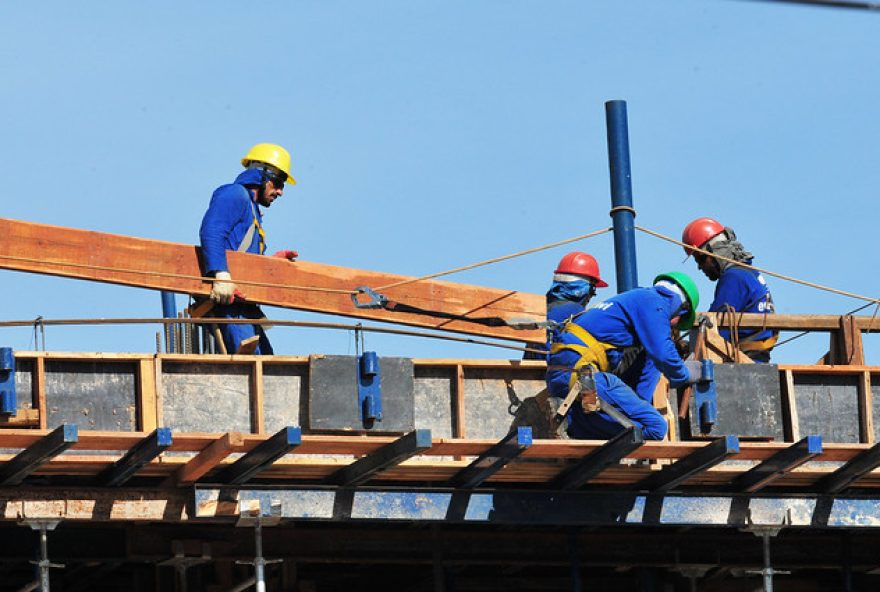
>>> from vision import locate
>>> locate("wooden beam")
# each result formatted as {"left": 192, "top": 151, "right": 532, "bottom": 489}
{"left": 0, "top": 218, "right": 544, "bottom": 343}
{"left": 251, "top": 360, "right": 265, "bottom": 435}
{"left": 704, "top": 312, "right": 880, "bottom": 332}
{"left": 858, "top": 371, "right": 875, "bottom": 444}
{"left": 137, "top": 358, "right": 158, "bottom": 432}
{"left": 172, "top": 432, "right": 245, "bottom": 486}
{"left": 781, "top": 369, "right": 801, "bottom": 442}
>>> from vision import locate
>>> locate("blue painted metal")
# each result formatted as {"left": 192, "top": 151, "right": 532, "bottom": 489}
{"left": 97, "top": 428, "right": 173, "bottom": 487}
{"left": 327, "top": 429, "right": 432, "bottom": 487}
{"left": 212, "top": 426, "right": 302, "bottom": 485}
{"left": 0, "top": 347, "right": 15, "bottom": 415}
{"left": 161, "top": 291, "right": 177, "bottom": 352}
{"left": 194, "top": 485, "right": 880, "bottom": 529}
{"left": 550, "top": 426, "right": 645, "bottom": 490}
{"left": 0, "top": 424, "right": 78, "bottom": 485}
{"left": 605, "top": 100, "right": 638, "bottom": 293}
{"left": 639, "top": 435, "right": 740, "bottom": 492}
{"left": 450, "top": 427, "right": 532, "bottom": 489}
{"left": 695, "top": 359, "right": 718, "bottom": 432}
{"left": 358, "top": 351, "right": 382, "bottom": 427}
{"left": 818, "top": 441, "right": 880, "bottom": 494}
{"left": 730, "top": 436, "right": 823, "bottom": 493}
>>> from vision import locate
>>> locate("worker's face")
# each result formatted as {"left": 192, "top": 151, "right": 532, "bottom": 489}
{"left": 258, "top": 178, "right": 284, "bottom": 207}
{"left": 694, "top": 252, "right": 721, "bottom": 281}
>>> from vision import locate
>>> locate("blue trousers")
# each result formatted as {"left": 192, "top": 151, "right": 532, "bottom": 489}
{"left": 215, "top": 302, "right": 273, "bottom": 355}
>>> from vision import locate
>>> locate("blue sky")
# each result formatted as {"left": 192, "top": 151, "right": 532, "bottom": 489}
{"left": 0, "top": 1, "right": 878, "bottom": 363}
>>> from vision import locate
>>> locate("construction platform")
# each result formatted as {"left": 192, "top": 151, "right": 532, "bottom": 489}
{"left": 1, "top": 348, "right": 880, "bottom": 591}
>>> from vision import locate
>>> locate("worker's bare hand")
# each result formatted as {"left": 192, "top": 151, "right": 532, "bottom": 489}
{"left": 272, "top": 249, "right": 298, "bottom": 261}
{"left": 210, "top": 271, "right": 236, "bottom": 305}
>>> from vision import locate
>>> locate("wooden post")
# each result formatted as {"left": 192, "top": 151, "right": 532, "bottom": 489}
{"left": 781, "top": 369, "right": 800, "bottom": 442}
{"left": 251, "top": 360, "right": 265, "bottom": 435}
{"left": 137, "top": 358, "right": 159, "bottom": 432}
{"left": 858, "top": 371, "right": 875, "bottom": 444}
{"left": 35, "top": 356, "right": 47, "bottom": 430}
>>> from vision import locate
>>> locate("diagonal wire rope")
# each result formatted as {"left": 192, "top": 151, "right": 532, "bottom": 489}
{"left": 375, "top": 227, "right": 613, "bottom": 291}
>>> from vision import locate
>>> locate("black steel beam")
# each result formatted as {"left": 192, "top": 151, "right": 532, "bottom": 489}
{"left": 817, "top": 441, "right": 880, "bottom": 494}
{"left": 327, "top": 429, "right": 432, "bottom": 486}
{"left": 550, "top": 427, "right": 645, "bottom": 490}
{"left": 450, "top": 427, "right": 533, "bottom": 489}
{"left": 97, "top": 428, "right": 173, "bottom": 487}
{"left": 638, "top": 435, "right": 740, "bottom": 492}
{"left": 212, "top": 427, "right": 302, "bottom": 485}
{"left": 0, "top": 424, "right": 78, "bottom": 485}
{"left": 729, "top": 435, "right": 822, "bottom": 493}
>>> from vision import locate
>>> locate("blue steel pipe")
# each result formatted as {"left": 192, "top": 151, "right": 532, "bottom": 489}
{"left": 160, "top": 291, "right": 177, "bottom": 353}
{"left": 604, "top": 100, "right": 639, "bottom": 293}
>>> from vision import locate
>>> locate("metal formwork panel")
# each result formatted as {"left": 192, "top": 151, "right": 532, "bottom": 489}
{"left": 263, "top": 364, "right": 306, "bottom": 434}
{"left": 45, "top": 361, "right": 137, "bottom": 431}
{"left": 161, "top": 363, "right": 251, "bottom": 433}
{"left": 796, "top": 374, "right": 860, "bottom": 443}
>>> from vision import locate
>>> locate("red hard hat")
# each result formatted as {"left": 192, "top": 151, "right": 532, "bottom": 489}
{"left": 681, "top": 217, "right": 725, "bottom": 255}
{"left": 554, "top": 252, "right": 608, "bottom": 287}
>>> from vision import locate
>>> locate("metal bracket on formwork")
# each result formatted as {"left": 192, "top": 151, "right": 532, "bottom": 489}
{"left": 694, "top": 359, "right": 717, "bottom": 434}
{"left": 156, "top": 540, "right": 212, "bottom": 592}
{"left": 19, "top": 520, "right": 63, "bottom": 592}
{"left": 236, "top": 500, "right": 283, "bottom": 592}
{"left": 351, "top": 286, "right": 388, "bottom": 309}
{"left": 741, "top": 508, "right": 792, "bottom": 592}
{"left": 0, "top": 347, "right": 16, "bottom": 415}
{"left": 358, "top": 351, "right": 382, "bottom": 428}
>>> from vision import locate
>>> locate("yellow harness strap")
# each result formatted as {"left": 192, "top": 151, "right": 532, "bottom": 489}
{"left": 738, "top": 333, "right": 779, "bottom": 352}
{"left": 550, "top": 323, "right": 614, "bottom": 388}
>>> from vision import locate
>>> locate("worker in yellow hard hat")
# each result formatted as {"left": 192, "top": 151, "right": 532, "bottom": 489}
{"left": 199, "top": 143, "right": 298, "bottom": 354}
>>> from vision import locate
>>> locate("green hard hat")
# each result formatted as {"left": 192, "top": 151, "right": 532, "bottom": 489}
{"left": 653, "top": 271, "right": 700, "bottom": 330}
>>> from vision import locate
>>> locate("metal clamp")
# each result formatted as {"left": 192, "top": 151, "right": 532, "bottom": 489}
{"left": 351, "top": 286, "right": 388, "bottom": 309}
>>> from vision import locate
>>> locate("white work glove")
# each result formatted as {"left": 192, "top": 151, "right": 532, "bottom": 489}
{"left": 210, "top": 271, "right": 236, "bottom": 305}
{"left": 683, "top": 360, "right": 704, "bottom": 385}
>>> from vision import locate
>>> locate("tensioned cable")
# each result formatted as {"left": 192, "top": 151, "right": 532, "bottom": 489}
{"left": 0, "top": 317, "right": 546, "bottom": 355}
{"left": 375, "top": 227, "right": 613, "bottom": 292}
{"left": 636, "top": 226, "right": 880, "bottom": 306}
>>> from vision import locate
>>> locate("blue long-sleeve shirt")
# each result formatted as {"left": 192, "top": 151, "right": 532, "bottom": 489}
{"left": 199, "top": 169, "right": 266, "bottom": 274}
{"left": 711, "top": 266, "right": 775, "bottom": 342}
{"left": 547, "top": 286, "right": 689, "bottom": 396}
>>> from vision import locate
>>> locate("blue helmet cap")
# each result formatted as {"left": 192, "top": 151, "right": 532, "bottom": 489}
{"left": 234, "top": 168, "right": 265, "bottom": 186}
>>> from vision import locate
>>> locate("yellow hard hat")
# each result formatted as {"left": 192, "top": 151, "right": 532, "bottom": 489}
{"left": 241, "top": 143, "right": 297, "bottom": 185}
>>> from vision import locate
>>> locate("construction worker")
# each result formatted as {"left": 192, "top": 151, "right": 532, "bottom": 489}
{"left": 546, "top": 272, "right": 703, "bottom": 440}
{"left": 524, "top": 252, "right": 609, "bottom": 360}
{"left": 199, "top": 143, "right": 298, "bottom": 355}
{"left": 682, "top": 217, "right": 777, "bottom": 363}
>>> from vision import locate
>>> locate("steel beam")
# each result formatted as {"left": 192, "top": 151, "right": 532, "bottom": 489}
{"left": 0, "top": 424, "right": 78, "bottom": 485}
{"left": 817, "top": 441, "right": 880, "bottom": 494}
{"left": 212, "top": 427, "right": 301, "bottom": 485}
{"left": 550, "top": 427, "right": 645, "bottom": 490}
{"left": 97, "top": 428, "right": 173, "bottom": 487}
{"left": 327, "top": 429, "right": 432, "bottom": 486}
{"left": 729, "top": 436, "right": 822, "bottom": 493}
{"left": 638, "top": 435, "right": 740, "bottom": 492}
{"left": 450, "top": 427, "right": 532, "bottom": 489}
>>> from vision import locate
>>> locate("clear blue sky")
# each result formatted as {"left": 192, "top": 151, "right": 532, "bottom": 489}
{"left": 0, "top": 1, "right": 877, "bottom": 363}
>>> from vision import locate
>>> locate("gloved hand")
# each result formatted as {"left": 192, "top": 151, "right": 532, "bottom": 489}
{"left": 683, "top": 360, "right": 704, "bottom": 385}
{"left": 272, "top": 249, "right": 298, "bottom": 261}
{"left": 210, "top": 271, "right": 236, "bottom": 305}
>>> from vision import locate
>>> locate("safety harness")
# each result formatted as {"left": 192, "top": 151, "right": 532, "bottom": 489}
{"left": 237, "top": 193, "right": 266, "bottom": 255}
{"left": 548, "top": 315, "right": 617, "bottom": 390}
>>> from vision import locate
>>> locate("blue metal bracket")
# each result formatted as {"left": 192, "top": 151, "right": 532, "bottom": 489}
{"left": 639, "top": 435, "right": 740, "bottom": 492}
{"left": 97, "top": 428, "right": 173, "bottom": 487}
{"left": 450, "top": 427, "right": 533, "bottom": 489}
{"left": 327, "top": 429, "right": 432, "bottom": 486}
{"left": 213, "top": 427, "right": 302, "bottom": 485}
{"left": 358, "top": 351, "right": 382, "bottom": 428}
{"left": 0, "top": 347, "right": 16, "bottom": 415}
{"left": 0, "top": 424, "right": 78, "bottom": 485}
{"left": 694, "top": 359, "right": 717, "bottom": 433}
{"left": 550, "top": 426, "right": 645, "bottom": 490}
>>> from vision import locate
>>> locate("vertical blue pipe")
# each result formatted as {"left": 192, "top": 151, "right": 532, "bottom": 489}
{"left": 605, "top": 100, "right": 639, "bottom": 293}
{"left": 161, "top": 291, "right": 177, "bottom": 353}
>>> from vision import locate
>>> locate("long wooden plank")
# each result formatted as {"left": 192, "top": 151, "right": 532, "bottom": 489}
{"left": 0, "top": 218, "right": 544, "bottom": 342}
{"left": 705, "top": 312, "right": 880, "bottom": 332}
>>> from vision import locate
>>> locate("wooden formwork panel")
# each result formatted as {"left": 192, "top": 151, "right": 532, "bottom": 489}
{"left": 262, "top": 364, "right": 307, "bottom": 434}
{"left": 161, "top": 363, "right": 252, "bottom": 433}
{"left": 794, "top": 374, "right": 861, "bottom": 443}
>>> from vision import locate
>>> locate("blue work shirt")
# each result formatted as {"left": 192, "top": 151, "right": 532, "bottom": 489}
{"left": 199, "top": 169, "right": 266, "bottom": 274}
{"left": 547, "top": 286, "right": 690, "bottom": 399}
{"left": 711, "top": 266, "right": 776, "bottom": 343}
